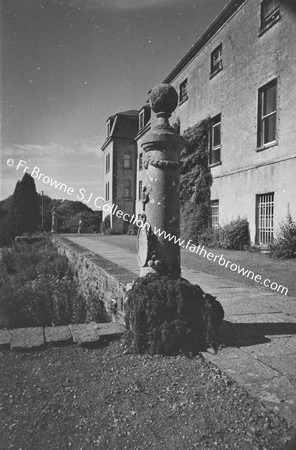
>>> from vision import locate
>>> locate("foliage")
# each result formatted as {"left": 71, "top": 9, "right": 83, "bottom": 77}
{"left": 104, "top": 228, "right": 119, "bottom": 235}
{"left": 127, "top": 222, "right": 139, "bottom": 235}
{"left": 180, "top": 118, "right": 212, "bottom": 242}
{"left": 0, "top": 239, "right": 106, "bottom": 329}
{"left": 218, "top": 217, "right": 250, "bottom": 250}
{"left": 59, "top": 210, "right": 101, "bottom": 233}
{"left": 101, "top": 215, "right": 111, "bottom": 233}
{"left": 12, "top": 173, "right": 40, "bottom": 235}
{"left": 198, "top": 218, "right": 250, "bottom": 250}
{"left": 125, "top": 274, "right": 224, "bottom": 355}
{"left": 270, "top": 210, "right": 296, "bottom": 258}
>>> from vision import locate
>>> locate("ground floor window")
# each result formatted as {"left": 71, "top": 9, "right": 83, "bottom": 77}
{"left": 210, "top": 200, "right": 219, "bottom": 229}
{"left": 256, "top": 192, "right": 274, "bottom": 244}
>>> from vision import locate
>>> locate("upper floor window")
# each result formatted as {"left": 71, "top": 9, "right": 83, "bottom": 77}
{"left": 210, "top": 44, "right": 223, "bottom": 78}
{"left": 106, "top": 153, "right": 110, "bottom": 173}
{"left": 139, "top": 110, "right": 145, "bottom": 130}
{"left": 105, "top": 182, "right": 110, "bottom": 201}
{"left": 179, "top": 79, "right": 188, "bottom": 104}
{"left": 209, "top": 114, "right": 221, "bottom": 166}
{"left": 139, "top": 106, "right": 151, "bottom": 130}
{"left": 107, "top": 119, "right": 113, "bottom": 137}
{"left": 138, "top": 152, "right": 143, "bottom": 171}
{"left": 257, "top": 79, "right": 277, "bottom": 148}
{"left": 123, "top": 180, "right": 131, "bottom": 198}
{"left": 260, "top": 0, "right": 280, "bottom": 32}
{"left": 138, "top": 180, "right": 143, "bottom": 200}
{"left": 123, "top": 152, "right": 131, "bottom": 169}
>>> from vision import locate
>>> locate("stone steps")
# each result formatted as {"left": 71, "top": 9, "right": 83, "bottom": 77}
{"left": 0, "top": 322, "right": 126, "bottom": 351}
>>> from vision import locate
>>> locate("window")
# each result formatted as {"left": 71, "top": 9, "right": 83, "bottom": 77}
{"left": 138, "top": 180, "right": 143, "bottom": 200}
{"left": 139, "top": 153, "right": 143, "bottom": 171}
{"left": 106, "top": 153, "right": 110, "bottom": 173}
{"left": 209, "top": 114, "right": 221, "bottom": 165}
{"left": 123, "top": 152, "right": 131, "bottom": 169}
{"left": 107, "top": 119, "right": 113, "bottom": 137}
{"left": 210, "top": 44, "right": 223, "bottom": 77}
{"left": 139, "top": 110, "right": 145, "bottom": 130}
{"left": 260, "top": 0, "right": 280, "bottom": 32}
{"left": 256, "top": 193, "right": 274, "bottom": 244}
{"left": 257, "top": 79, "right": 277, "bottom": 148}
{"left": 139, "top": 106, "right": 151, "bottom": 130}
{"left": 123, "top": 180, "right": 131, "bottom": 198}
{"left": 210, "top": 200, "right": 219, "bottom": 230}
{"left": 105, "top": 182, "right": 110, "bottom": 201}
{"left": 179, "top": 79, "right": 188, "bottom": 104}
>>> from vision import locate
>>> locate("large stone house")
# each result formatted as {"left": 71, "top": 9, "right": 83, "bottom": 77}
{"left": 102, "top": 0, "right": 296, "bottom": 244}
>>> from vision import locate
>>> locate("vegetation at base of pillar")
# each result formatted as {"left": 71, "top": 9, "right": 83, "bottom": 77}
{"left": 12, "top": 173, "right": 40, "bottom": 236}
{"left": 125, "top": 273, "right": 224, "bottom": 356}
{"left": 0, "top": 239, "right": 107, "bottom": 329}
{"left": 270, "top": 210, "right": 296, "bottom": 258}
{"left": 180, "top": 117, "right": 212, "bottom": 243}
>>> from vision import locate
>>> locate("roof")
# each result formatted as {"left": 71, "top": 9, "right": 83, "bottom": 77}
{"left": 107, "top": 110, "right": 139, "bottom": 121}
{"left": 163, "top": 0, "right": 247, "bottom": 84}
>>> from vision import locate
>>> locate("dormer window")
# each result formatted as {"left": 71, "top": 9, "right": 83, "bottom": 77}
{"left": 123, "top": 152, "right": 131, "bottom": 169}
{"left": 139, "top": 106, "right": 151, "bottom": 130}
{"left": 179, "top": 79, "right": 188, "bottom": 104}
{"left": 260, "top": 0, "right": 280, "bottom": 33}
{"left": 107, "top": 118, "right": 113, "bottom": 137}
{"left": 210, "top": 44, "right": 223, "bottom": 78}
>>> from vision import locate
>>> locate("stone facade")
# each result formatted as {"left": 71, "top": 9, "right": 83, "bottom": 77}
{"left": 101, "top": 0, "right": 296, "bottom": 245}
{"left": 101, "top": 111, "right": 139, "bottom": 234}
{"left": 163, "top": 0, "right": 296, "bottom": 244}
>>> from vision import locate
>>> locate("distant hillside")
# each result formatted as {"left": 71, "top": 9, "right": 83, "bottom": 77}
{"left": 0, "top": 195, "right": 102, "bottom": 247}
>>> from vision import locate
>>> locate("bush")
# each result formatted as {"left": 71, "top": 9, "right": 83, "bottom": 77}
{"left": 127, "top": 222, "right": 139, "bottom": 235}
{"left": 125, "top": 274, "right": 224, "bottom": 355}
{"left": 270, "top": 211, "right": 296, "bottom": 259}
{"left": 0, "top": 239, "right": 106, "bottom": 329}
{"left": 104, "top": 228, "right": 119, "bottom": 235}
{"left": 100, "top": 215, "right": 111, "bottom": 234}
{"left": 220, "top": 217, "right": 250, "bottom": 250}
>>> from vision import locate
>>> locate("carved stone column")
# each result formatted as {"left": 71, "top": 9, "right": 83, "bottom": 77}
{"left": 138, "top": 84, "right": 184, "bottom": 278}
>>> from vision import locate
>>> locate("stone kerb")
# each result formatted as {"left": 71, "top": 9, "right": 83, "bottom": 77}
{"left": 51, "top": 235, "right": 132, "bottom": 325}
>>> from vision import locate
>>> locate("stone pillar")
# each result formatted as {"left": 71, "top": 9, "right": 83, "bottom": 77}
{"left": 138, "top": 84, "right": 184, "bottom": 278}
{"left": 51, "top": 208, "right": 58, "bottom": 233}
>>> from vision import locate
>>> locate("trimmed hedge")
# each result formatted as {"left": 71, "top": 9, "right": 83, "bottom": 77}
{"left": 125, "top": 273, "right": 224, "bottom": 355}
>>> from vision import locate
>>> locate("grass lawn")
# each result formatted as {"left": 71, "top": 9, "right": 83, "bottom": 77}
{"left": 1, "top": 341, "right": 295, "bottom": 450}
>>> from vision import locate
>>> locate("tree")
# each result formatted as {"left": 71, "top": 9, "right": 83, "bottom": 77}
{"left": 12, "top": 173, "right": 40, "bottom": 235}
{"left": 180, "top": 117, "right": 212, "bottom": 242}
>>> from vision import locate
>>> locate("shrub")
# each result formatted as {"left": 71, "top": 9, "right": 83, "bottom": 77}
{"left": 125, "top": 274, "right": 224, "bottom": 355}
{"left": 127, "top": 222, "right": 139, "bottom": 235}
{"left": 180, "top": 118, "right": 212, "bottom": 242}
{"left": 100, "top": 215, "right": 111, "bottom": 233}
{"left": 0, "top": 239, "right": 107, "bottom": 328}
{"left": 270, "top": 211, "right": 296, "bottom": 259}
{"left": 220, "top": 217, "right": 250, "bottom": 250}
{"left": 104, "top": 228, "right": 119, "bottom": 235}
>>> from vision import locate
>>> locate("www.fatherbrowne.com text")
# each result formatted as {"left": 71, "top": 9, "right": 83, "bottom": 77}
{"left": 8, "top": 158, "right": 288, "bottom": 295}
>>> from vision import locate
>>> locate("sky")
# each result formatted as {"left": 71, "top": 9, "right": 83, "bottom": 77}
{"left": 0, "top": 0, "right": 229, "bottom": 206}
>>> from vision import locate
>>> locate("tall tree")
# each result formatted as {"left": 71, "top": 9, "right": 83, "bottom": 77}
{"left": 12, "top": 173, "right": 40, "bottom": 235}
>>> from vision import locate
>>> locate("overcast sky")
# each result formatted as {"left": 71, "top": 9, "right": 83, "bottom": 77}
{"left": 1, "top": 0, "right": 229, "bottom": 205}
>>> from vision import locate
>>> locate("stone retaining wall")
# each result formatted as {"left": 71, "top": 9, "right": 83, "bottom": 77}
{"left": 51, "top": 235, "right": 128, "bottom": 325}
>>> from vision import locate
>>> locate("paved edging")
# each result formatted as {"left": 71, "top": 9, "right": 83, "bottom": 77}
{"left": 0, "top": 322, "right": 126, "bottom": 351}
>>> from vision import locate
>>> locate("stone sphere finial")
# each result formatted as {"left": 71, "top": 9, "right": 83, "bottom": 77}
{"left": 149, "top": 84, "right": 178, "bottom": 118}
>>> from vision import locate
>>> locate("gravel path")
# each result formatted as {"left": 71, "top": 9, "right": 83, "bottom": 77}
{"left": 1, "top": 341, "right": 295, "bottom": 450}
